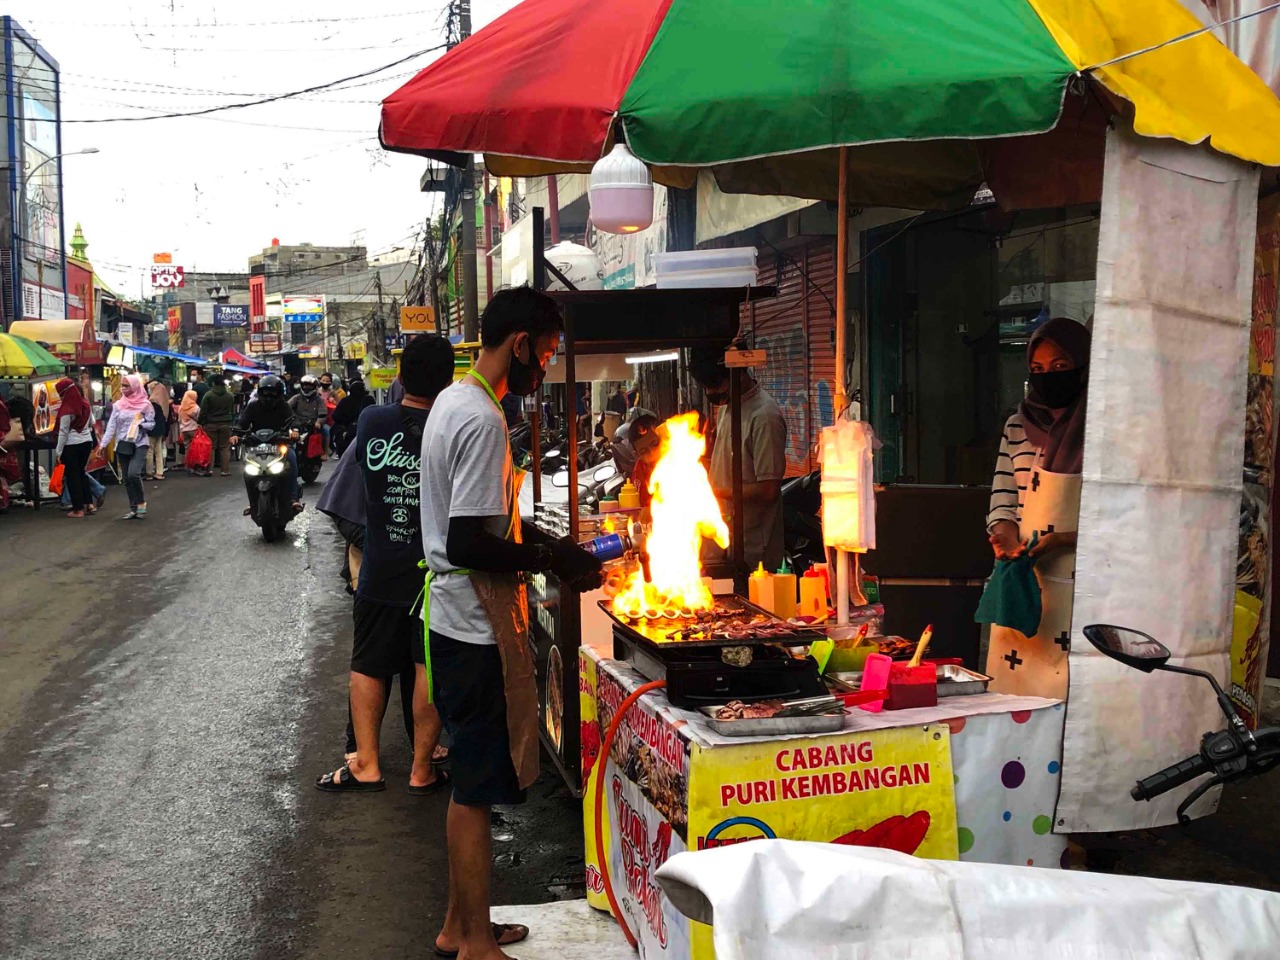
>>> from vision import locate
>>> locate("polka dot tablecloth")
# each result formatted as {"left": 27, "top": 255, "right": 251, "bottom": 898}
{"left": 949, "top": 702, "right": 1067, "bottom": 868}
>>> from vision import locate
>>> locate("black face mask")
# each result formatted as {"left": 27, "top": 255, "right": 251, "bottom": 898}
{"left": 507, "top": 337, "right": 546, "bottom": 397}
{"left": 703, "top": 382, "right": 730, "bottom": 406}
{"left": 1028, "top": 367, "right": 1086, "bottom": 410}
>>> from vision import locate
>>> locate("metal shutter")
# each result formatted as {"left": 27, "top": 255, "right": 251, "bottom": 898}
{"left": 744, "top": 239, "right": 837, "bottom": 476}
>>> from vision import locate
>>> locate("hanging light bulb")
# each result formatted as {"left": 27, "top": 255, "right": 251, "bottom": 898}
{"left": 589, "top": 143, "right": 654, "bottom": 235}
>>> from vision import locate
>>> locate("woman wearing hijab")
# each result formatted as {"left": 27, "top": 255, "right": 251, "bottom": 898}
{"left": 54, "top": 378, "right": 97, "bottom": 518}
{"left": 98, "top": 374, "right": 155, "bottom": 519}
{"left": 177, "top": 389, "right": 203, "bottom": 473}
{"left": 330, "top": 379, "right": 373, "bottom": 457}
{"left": 145, "top": 378, "right": 173, "bottom": 480}
{"left": 984, "top": 317, "right": 1090, "bottom": 699}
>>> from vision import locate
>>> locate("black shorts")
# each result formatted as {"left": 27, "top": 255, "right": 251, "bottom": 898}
{"left": 429, "top": 630, "right": 526, "bottom": 808}
{"left": 350, "top": 595, "right": 425, "bottom": 678}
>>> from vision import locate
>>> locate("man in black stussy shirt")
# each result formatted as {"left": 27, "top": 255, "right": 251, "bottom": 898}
{"left": 316, "top": 335, "right": 457, "bottom": 795}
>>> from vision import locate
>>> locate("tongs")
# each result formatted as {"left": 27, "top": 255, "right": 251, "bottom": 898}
{"left": 775, "top": 689, "right": 888, "bottom": 717}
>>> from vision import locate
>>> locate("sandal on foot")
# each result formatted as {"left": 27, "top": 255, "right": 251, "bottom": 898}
{"left": 434, "top": 922, "right": 529, "bottom": 958}
{"left": 315, "top": 764, "right": 386, "bottom": 793}
{"left": 408, "top": 769, "right": 451, "bottom": 797}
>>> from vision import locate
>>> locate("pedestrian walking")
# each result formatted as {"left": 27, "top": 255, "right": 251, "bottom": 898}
{"left": 419, "top": 288, "right": 603, "bottom": 958}
{"left": 198, "top": 374, "right": 237, "bottom": 476}
{"left": 330, "top": 378, "right": 373, "bottom": 457}
{"left": 189, "top": 368, "right": 209, "bottom": 404}
{"left": 177, "top": 389, "right": 202, "bottom": 472}
{"left": 98, "top": 374, "right": 155, "bottom": 520}
{"left": 54, "top": 377, "right": 96, "bottom": 518}
{"left": 145, "top": 378, "right": 173, "bottom": 480}
{"left": 316, "top": 335, "right": 456, "bottom": 796}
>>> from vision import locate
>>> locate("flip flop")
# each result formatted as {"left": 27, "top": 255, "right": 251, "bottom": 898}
{"left": 315, "top": 764, "right": 386, "bottom": 793}
{"left": 434, "top": 922, "right": 529, "bottom": 958}
{"left": 408, "top": 769, "right": 451, "bottom": 797}
{"left": 431, "top": 748, "right": 450, "bottom": 766}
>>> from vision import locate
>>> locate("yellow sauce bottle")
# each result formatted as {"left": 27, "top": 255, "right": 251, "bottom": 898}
{"left": 798, "top": 568, "right": 827, "bottom": 620}
{"left": 618, "top": 481, "right": 641, "bottom": 511}
{"left": 748, "top": 562, "right": 773, "bottom": 611}
{"left": 772, "top": 560, "right": 798, "bottom": 619}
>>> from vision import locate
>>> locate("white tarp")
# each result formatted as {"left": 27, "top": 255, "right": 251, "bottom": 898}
{"left": 1058, "top": 126, "right": 1259, "bottom": 831}
{"left": 656, "top": 839, "right": 1280, "bottom": 960}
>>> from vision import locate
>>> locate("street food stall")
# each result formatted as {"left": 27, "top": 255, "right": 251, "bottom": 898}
{"left": 0, "top": 332, "right": 68, "bottom": 507}
{"left": 382, "top": 0, "right": 1280, "bottom": 954}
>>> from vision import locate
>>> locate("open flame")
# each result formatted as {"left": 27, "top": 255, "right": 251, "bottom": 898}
{"left": 612, "top": 412, "right": 728, "bottom": 617}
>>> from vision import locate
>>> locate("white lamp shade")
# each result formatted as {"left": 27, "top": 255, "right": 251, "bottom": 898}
{"left": 589, "top": 143, "right": 654, "bottom": 234}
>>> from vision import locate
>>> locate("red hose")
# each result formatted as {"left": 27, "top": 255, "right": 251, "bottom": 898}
{"left": 592, "top": 678, "right": 667, "bottom": 950}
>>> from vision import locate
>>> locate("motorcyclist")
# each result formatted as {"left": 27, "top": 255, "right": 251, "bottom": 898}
{"left": 234, "top": 374, "right": 302, "bottom": 509}
{"left": 290, "top": 376, "right": 326, "bottom": 433}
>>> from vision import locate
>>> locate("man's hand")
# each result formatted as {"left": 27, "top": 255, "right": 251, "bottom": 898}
{"left": 548, "top": 538, "right": 604, "bottom": 591}
{"left": 988, "top": 520, "right": 1024, "bottom": 560}
{"left": 1029, "top": 530, "right": 1077, "bottom": 559}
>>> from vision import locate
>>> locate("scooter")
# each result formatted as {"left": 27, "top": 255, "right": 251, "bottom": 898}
{"left": 1082, "top": 623, "right": 1280, "bottom": 822}
{"left": 295, "top": 422, "right": 324, "bottom": 485}
{"left": 239, "top": 427, "right": 300, "bottom": 542}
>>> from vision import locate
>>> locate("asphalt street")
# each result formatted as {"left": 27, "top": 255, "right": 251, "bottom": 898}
{"left": 0, "top": 465, "right": 586, "bottom": 960}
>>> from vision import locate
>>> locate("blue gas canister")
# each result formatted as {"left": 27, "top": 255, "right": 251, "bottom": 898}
{"left": 582, "top": 533, "right": 631, "bottom": 562}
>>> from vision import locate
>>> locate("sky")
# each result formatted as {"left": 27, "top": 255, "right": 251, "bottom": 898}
{"left": 11, "top": 0, "right": 519, "bottom": 296}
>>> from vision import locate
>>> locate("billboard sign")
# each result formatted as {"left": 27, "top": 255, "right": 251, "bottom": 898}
{"left": 151, "top": 265, "right": 186, "bottom": 289}
{"left": 213, "top": 304, "right": 250, "bottom": 328}
{"left": 249, "top": 332, "right": 282, "bottom": 353}
{"left": 400, "top": 305, "right": 435, "bottom": 332}
{"left": 283, "top": 295, "right": 325, "bottom": 324}
{"left": 153, "top": 252, "right": 173, "bottom": 264}
{"left": 21, "top": 91, "right": 60, "bottom": 267}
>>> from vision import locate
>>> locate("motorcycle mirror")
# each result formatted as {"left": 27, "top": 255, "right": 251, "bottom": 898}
{"left": 593, "top": 463, "right": 617, "bottom": 483}
{"left": 551, "top": 470, "right": 570, "bottom": 488}
{"left": 546, "top": 447, "right": 561, "bottom": 458}
{"left": 1082, "top": 624, "right": 1171, "bottom": 673}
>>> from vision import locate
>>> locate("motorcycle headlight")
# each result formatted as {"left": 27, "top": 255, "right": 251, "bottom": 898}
{"left": 268, "top": 461, "right": 285, "bottom": 475}
{"left": 245, "top": 462, "right": 262, "bottom": 476}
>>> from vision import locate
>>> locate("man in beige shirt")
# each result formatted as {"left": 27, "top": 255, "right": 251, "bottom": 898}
{"left": 690, "top": 349, "right": 788, "bottom": 571}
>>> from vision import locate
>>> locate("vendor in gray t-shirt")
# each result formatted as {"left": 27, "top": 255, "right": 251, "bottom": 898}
{"left": 690, "top": 347, "right": 788, "bottom": 572}
{"left": 418, "top": 287, "right": 603, "bottom": 960}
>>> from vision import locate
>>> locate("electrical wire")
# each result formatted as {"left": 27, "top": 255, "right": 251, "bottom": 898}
{"left": 25, "top": 9, "right": 440, "bottom": 29}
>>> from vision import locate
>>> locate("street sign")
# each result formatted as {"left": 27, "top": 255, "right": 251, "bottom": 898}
{"left": 283, "top": 295, "right": 325, "bottom": 324}
{"left": 151, "top": 264, "right": 185, "bottom": 288}
{"left": 213, "top": 304, "right": 249, "bottom": 328}
{"left": 400, "top": 305, "right": 434, "bottom": 332}
{"left": 345, "top": 341, "right": 367, "bottom": 360}
{"left": 384, "top": 333, "right": 405, "bottom": 353}
{"left": 249, "top": 332, "right": 282, "bottom": 353}
{"left": 367, "top": 367, "right": 397, "bottom": 390}
{"left": 724, "top": 348, "right": 766, "bottom": 368}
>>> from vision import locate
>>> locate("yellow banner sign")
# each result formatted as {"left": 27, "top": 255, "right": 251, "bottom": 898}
{"left": 367, "top": 367, "right": 397, "bottom": 390}
{"left": 153, "top": 252, "right": 172, "bottom": 264}
{"left": 345, "top": 341, "right": 367, "bottom": 360}
{"left": 687, "top": 725, "right": 958, "bottom": 859}
{"left": 400, "top": 305, "right": 435, "bottom": 332}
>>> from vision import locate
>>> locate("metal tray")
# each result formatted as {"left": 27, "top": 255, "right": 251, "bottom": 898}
{"left": 937, "top": 664, "right": 991, "bottom": 697}
{"left": 699, "top": 697, "right": 845, "bottom": 737}
{"left": 600, "top": 596, "right": 825, "bottom": 651}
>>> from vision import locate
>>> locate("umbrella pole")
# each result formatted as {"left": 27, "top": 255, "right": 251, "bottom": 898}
{"left": 833, "top": 146, "right": 866, "bottom": 624}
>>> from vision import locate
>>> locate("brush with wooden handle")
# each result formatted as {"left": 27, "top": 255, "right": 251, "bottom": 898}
{"left": 908, "top": 624, "right": 934, "bottom": 668}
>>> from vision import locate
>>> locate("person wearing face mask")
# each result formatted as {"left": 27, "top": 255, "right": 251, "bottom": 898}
{"left": 688, "top": 346, "right": 788, "bottom": 572}
{"left": 984, "top": 316, "right": 1090, "bottom": 699}
{"left": 419, "top": 286, "right": 603, "bottom": 960}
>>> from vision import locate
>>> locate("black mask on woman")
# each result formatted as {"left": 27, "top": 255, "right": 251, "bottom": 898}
{"left": 1028, "top": 367, "right": 1086, "bottom": 410}
{"left": 507, "top": 336, "right": 546, "bottom": 397}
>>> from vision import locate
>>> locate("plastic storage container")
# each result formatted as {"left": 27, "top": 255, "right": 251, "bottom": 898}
{"left": 656, "top": 267, "right": 758, "bottom": 289}
{"left": 653, "top": 247, "right": 757, "bottom": 275}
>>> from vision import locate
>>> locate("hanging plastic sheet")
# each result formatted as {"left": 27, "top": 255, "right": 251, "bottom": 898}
{"left": 819, "top": 420, "right": 877, "bottom": 553}
{"left": 1057, "top": 125, "right": 1259, "bottom": 832}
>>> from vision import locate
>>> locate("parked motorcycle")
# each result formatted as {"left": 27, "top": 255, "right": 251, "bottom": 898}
{"left": 1083, "top": 623, "right": 1280, "bottom": 821}
{"left": 239, "top": 427, "right": 300, "bottom": 542}
{"left": 295, "top": 423, "right": 324, "bottom": 485}
{"left": 781, "top": 470, "right": 825, "bottom": 574}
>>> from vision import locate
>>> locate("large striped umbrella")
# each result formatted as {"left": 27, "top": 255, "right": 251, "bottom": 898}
{"left": 381, "top": 0, "right": 1280, "bottom": 204}
{"left": 0, "top": 333, "right": 65, "bottom": 378}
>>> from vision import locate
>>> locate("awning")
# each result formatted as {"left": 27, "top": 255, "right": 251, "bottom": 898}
{"left": 9, "top": 318, "right": 103, "bottom": 365}
{"left": 220, "top": 347, "right": 267, "bottom": 369}
{"left": 105, "top": 342, "right": 208, "bottom": 366}
{"left": 222, "top": 363, "right": 271, "bottom": 376}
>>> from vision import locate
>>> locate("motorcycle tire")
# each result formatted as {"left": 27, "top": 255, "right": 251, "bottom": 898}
{"left": 261, "top": 522, "right": 280, "bottom": 543}
{"left": 300, "top": 461, "right": 322, "bottom": 485}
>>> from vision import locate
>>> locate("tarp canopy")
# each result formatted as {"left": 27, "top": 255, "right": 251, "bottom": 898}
{"left": 381, "top": 0, "right": 1280, "bottom": 206}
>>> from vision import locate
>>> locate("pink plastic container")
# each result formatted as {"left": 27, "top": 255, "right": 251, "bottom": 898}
{"left": 858, "top": 653, "right": 893, "bottom": 713}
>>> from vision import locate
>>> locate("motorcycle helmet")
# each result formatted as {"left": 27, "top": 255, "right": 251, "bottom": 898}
{"left": 258, "top": 375, "right": 284, "bottom": 400}
{"left": 299, "top": 375, "right": 318, "bottom": 395}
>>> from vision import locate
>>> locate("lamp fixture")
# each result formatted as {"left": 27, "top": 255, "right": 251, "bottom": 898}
{"left": 589, "top": 143, "right": 654, "bottom": 235}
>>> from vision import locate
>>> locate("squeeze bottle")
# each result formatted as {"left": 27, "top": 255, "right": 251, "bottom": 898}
{"left": 772, "top": 560, "right": 798, "bottom": 619}
{"left": 618, "top": 481, "right": 641, "bottom": 511}
{"left": 748, "top": 562, "right": 773, "bottom": 611}
{"left": 799, "top": 568, "right": 826, "bottom": 619}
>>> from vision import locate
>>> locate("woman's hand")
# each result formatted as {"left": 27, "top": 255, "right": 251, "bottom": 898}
{"left": 1029, "top": 530, "right": 1077, "bottom": 559}
{"left": 988, "top": 520, "right": 1024, "bottom": 559}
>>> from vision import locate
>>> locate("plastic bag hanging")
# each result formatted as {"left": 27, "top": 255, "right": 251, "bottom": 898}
{"left": 819, "top": 420, "right": 877, "bottom": 552}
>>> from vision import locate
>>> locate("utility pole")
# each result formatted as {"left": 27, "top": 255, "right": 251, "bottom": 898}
{"left": 455, "top": 0, "right": 480, "bottom": 343}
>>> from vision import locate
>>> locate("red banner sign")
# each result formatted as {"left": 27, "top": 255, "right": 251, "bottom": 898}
{"left": 151, "top": 265, "right": 186, "bottom": 289}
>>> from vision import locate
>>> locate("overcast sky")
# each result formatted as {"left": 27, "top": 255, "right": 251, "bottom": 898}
{"left": 12, "top": 0, "right": 519, "bottom": 296}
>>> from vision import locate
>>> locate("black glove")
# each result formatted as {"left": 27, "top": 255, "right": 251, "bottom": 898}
{"left": 548, "top": 537, "right": 605, "bottom": 592}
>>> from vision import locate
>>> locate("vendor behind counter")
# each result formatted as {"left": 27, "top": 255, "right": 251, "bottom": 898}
{"left": 689, "top": 347, "right": 788, "bottom": 572}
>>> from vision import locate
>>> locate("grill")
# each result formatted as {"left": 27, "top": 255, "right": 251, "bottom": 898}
{"left": 600, "top": 596, "right": 828, "bottom": 709}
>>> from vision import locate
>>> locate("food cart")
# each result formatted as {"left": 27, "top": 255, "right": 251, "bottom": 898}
{"left": 0, "top": 332, "right": 68, "bottom": 508}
